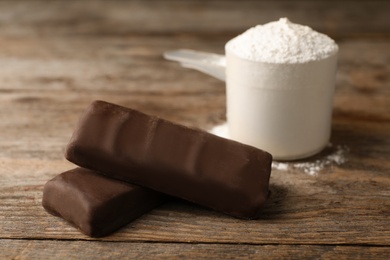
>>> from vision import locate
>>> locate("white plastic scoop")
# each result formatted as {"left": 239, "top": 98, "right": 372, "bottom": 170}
{"left": 164, "top": 49, "right": 226, "bottom": 81}
{"left": 163, "top": 47, "right": 338, "bottom": 160}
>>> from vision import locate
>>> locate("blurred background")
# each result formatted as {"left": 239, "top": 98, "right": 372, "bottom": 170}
{"left": 0, "top": 0, "right": 388, "bottom": 37}
{"left": 0, "top": 0, "right": 389, "bottom": 158}
{"left": 0, "top": 0, "right": 388, "bottom": 104}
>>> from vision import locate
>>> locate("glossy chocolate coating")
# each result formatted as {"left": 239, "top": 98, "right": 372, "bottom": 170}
{"left": 65, "top": 100, "right": 272, "bottom": 219}
{"left": 42, "top": 167, "right": 167, "bottom": 237}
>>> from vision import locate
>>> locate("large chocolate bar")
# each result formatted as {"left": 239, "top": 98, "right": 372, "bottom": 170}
{"left": 42, "top": 167, "right": 167, "bottom": 237}
{"left": 65, "top": 100, "right": 272, "bottom": 219}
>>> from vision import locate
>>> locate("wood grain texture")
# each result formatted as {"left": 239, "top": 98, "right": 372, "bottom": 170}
{"left": 0, "top": 1, "right": 388, "bottom": 37}
{"left": 1, "top": 240, "right": 390, "bottom": 259}
{"left": 0, "top": 35, "right": 389, "bottom": 248}
{"left": 1, "top": 160, "right": 389, "bottom": 245}
{"left": 0, "top": 0, "right": 389, "bottom": 258}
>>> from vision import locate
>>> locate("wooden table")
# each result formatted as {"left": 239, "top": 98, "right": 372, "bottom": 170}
{"left": 1, "top": 1, "right": 389, "bottom": 258}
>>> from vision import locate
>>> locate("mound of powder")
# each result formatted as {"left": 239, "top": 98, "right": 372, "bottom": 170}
{"left": 226, "top": 18, "right": 338, "bottom": 64}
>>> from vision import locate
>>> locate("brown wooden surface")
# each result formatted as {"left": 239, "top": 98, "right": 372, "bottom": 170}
{"left": 0, "top": 0, "right": 389, "bottom": 259}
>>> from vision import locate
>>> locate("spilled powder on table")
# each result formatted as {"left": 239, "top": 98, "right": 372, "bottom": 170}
{"left": 271, "top": 144, "right": 349, "bottom": 176}
{"left": 210, "top": 123, "right": 348, "bottom": 176}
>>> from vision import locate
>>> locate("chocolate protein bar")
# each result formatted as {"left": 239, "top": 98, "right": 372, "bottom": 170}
{"left": 42, "top": 167, "right": 167, "bottom": 237}
{"left": 65, "top": 100, "right": 272, "bottom": 219}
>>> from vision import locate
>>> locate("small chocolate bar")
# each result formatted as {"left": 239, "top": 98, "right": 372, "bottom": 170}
{"left": 66, "top": 100, "right": 272, "bottom": 219}
{"left": 42, "top": 167, "right": 167, "bottom": 237}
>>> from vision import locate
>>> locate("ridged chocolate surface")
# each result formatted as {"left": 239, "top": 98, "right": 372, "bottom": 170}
{"left": 42, "top": 167, "right": 167, "bottom": 237}
{"left": 65, "top": 100, "right": 272, "bottom": 219}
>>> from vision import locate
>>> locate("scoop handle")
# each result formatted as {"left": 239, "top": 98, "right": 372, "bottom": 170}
{"left": 164, "top": 49, "right": 226, "bottom": 81}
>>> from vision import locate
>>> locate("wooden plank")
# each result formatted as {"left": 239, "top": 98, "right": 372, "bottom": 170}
{"left": 0, "top": 26, "right": 388, "bottom": 258}
{"left": 1, "top": 143, "right": 389, "bottom": 245}
{"left": 0, "top": 1, "right": 388, "bottom": 37}
{"left": 1, "top": 240, "right": 389, "bottom": 259}
{"left": 0, "top": 34, "right": 388, "bottom": 246}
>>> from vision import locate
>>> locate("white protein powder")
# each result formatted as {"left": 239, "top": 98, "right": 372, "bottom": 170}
{"left": 226, "top": 18, "right": 338, "bottom": 64}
